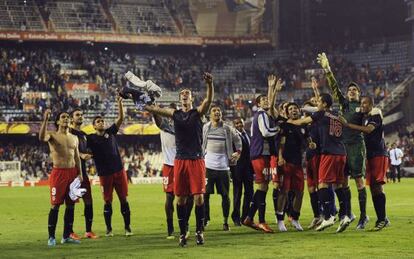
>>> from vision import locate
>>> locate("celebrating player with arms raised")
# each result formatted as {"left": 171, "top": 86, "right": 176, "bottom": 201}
{"left": 145, "top": 72, "right": 214, "bottom": 247}
{"left": 39, "top": 109, "right": 83, "bottom": 247}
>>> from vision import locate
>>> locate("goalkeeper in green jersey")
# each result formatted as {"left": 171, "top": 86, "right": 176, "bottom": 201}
{"left": 317, "top": 53, "right": 369, "bottom": 230}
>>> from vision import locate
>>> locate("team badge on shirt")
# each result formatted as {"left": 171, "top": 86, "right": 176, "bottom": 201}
{"left": 104, "top": 133, "right": 109, "bottom": 138}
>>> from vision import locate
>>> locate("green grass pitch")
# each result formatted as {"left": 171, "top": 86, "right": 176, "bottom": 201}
{"left": 1, "top": 179, "right": 413, "bottom": 258}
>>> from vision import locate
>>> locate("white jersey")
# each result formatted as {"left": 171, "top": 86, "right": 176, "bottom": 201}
{"left": 160, "top": 130, "right": 176, "bottom": 166}
{"left": 205, "top": 126, "right": 229, "bottom": 171}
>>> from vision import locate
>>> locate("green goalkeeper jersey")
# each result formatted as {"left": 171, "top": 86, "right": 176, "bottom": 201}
{"left": 326, "top": 71, "right": 364, "bottom": 144}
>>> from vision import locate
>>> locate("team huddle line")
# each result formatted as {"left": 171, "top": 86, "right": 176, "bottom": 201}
{"left": 41, "top": 53, "right": 390, "bottom": 248}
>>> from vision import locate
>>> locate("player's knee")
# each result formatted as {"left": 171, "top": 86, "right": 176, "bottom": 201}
{"left": 51, "top": 205, "right": 60, "bottom": 210}
{"left": 318, "top": 183, "right": 328, "bottom": 189}
{"left": 370, "top": 184, "right": 383, "bottom": 195}
{"left": 308, "top": 186, "right": 316, "bottom": 193}
{"left": 355, "top": 177, "right": 365, "bottom": 189}
{"left": 176, "top": 196, "right": 187, "bottom": 206}
{"left": 194, "top": 194, "right": 204, "bottom": 206}
{"left": 256, "top": 183, "right": 268, "bottom": 192}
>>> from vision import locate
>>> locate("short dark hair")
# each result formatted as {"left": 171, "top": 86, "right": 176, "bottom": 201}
{"left": 209, "top": 103, "right": 223, "bottom": 112}
{"left": 69, "top": 108, "right": 82, "bottom": 118}
{"left": 285, "top": 102, "right": 299, "bottom": 115}
{"left": 93, "top": 115, "right": 104, "bottom": 125}
{"left": 303, "top": 100, "right": 315, "bottom": 107}
{"left": 320, "top": 93, "right": 333, "bottom": 108}
{"left": 54, "top": 112, "right": 69, "bottom": 129}
{"left": 347, "top": 82, "right": 361, "bottom": 93}
{"left": 178, "top": 88, "right": 192, "bottom": 98}
{"left": 361, "top": 96, "right": 374, "bottom": 105}
{"left": 255, "top": 94, "right": 266, "bottom": 105}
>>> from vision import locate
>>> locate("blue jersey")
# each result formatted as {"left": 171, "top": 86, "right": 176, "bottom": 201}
{"left": 280, "top": 122, "right": 308, "bottom": 166}
{"left": 173, "top": 108, "right": 203, "bottom": 160}
{"left": 311, "top": 111, "right": 346, "bottom": 156}
{"left": 363, "top": 113, "right": 388, "bottom": 159}
{"left": 87, "top": 124, "right": 123, "bottom": 176}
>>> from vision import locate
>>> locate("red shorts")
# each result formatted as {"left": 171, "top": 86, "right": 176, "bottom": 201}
{"left": 99, "top": 169, "right": 128, "bottom": 203}
{"left": 366, "top": 156, "right": 389, "bottom": 186}
{"left": 318, "top": 155, "right": 346, "bottom": 184}
{"left": 173, "top": 159, "right": 206, "bottom": 196}
{"left": 306, "top": 155, "right": 320, "bottom": 188}
{"left": 270, "top": 156, "right": 279, "bottom": 183}
{"left": 49, "top": 167, "right": 79, "bottom": 206}
{"left": 162, "top": 164, "right": 174, "bottom": 193}
{"left": 251, "top": 156, "right": 276, "bottom": 184}
{"left": 281, "top": 163, "right": 304, "bottom": 192}
{"left": 81, "top": 175, "right": 92, "bottom": 202}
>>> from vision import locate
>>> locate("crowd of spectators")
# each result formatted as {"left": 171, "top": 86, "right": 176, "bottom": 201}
{"left": 0, "top": 41, "right": 409, "bottom": 123}
{"left": 0, "top": 143, "right": 51, "bottom": 181}
{"left": 234, "top": 46, "right": 405, "bottom": 98}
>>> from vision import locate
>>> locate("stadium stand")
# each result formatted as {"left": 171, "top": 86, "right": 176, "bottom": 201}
{"left": 109, "top": 0, "right": 178, "bottom": 35}
{"left": 0, "top": 38, "right": 410, "bottom": 123}
{"left": 0, "top": 0, "right": 45, "bottom": 31}
{"left": 43, "top": 0, "right": 112, "bottom": 32}
{"left": 164, "top": 0, "right": 198, "bottom": 36}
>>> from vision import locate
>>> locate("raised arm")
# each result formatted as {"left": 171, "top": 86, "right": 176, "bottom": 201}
{"left": 317, "top": 53, "right": 346, "bottom": 107}
{"left": 39, "top": 109, "right": 52, "bottom": 142}
{"left": 268, "top": 75, "right": 282, "bottom": 118}
{"left": 311, "top": 76, "right": 320, "bottom": 99}
{"left": 115, "top": 95, "right": 124, "bottom": 128}
{"left": 145, "top": 105, "right": 175, "bottom": 118}
{"left": 197, "top": 72, "right": 214, "bottom": 115}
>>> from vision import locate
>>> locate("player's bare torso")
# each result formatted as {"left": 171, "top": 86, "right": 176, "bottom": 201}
{"left": 48, "top": 132, "right": 78, "bottom": 168}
